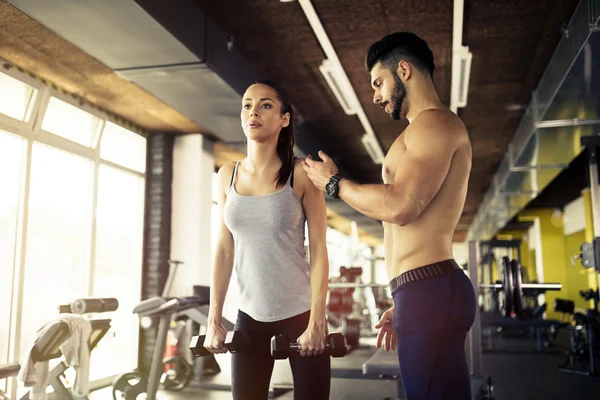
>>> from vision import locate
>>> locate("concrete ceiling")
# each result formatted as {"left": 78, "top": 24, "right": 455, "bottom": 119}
{"left": 191, "top": 0, "right": 580, "bottom": 241}
{"left": 0, "top": 0, "right": 582, "bottom": 243}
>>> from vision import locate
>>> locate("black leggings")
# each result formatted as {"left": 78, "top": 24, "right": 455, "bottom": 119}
{"left": 232, "top": 310, "right": 331, "bottom": 400}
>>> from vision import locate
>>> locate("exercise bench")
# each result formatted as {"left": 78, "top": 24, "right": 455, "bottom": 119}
{"left": 362, "top": 347, "right": 493, "bottom": 400}
{"left": 362, "top": 348, "right": 405, "bottom": 399}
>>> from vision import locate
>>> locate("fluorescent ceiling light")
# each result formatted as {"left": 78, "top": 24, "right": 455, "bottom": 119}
{"left": 319, "top": 59, "right": 357, "bottom": 115}
{"left": 456, "top": 45, "right": 473, "bottom": 108}
{"left": 361, "top": 133, "right": 385, "bottom": 164}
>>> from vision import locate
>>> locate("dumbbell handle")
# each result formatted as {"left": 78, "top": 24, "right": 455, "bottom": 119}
{"left": 288, "top": 341, "right": 347, "bottom": 354}
{"left": 288, "top": 342, "right": 329, "bottom": 351}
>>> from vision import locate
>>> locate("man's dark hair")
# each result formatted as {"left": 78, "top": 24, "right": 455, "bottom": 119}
{"left": 366, "top": 32, "right": 435, "bottom": 79}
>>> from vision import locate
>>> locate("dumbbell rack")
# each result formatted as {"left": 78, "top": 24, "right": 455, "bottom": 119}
{"left": 327, "top": 267, "right": 370, "bottom": 348}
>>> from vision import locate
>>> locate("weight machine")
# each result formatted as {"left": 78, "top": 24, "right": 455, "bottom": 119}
{"left": 556, "top": 135, "right": 600, "bottom": 376}
{"left": 3, "top": 298, "right": 117, "bottom": 400}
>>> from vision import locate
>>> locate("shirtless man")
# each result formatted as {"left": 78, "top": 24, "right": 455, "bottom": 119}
{"left": 302, "top": 32, "right": 476, "bottom": 399}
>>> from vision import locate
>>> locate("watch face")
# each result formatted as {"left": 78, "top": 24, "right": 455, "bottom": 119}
{"left": 326, "top": 182, "right": 336, "bottom": 196}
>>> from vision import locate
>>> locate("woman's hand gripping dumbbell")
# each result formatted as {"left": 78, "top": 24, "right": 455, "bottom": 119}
{"left": 270, "top": 333, "right": 347, "bottom": 359}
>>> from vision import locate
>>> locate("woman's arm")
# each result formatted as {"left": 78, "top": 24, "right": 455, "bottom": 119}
{"left": 296, "top": 160, "right": 330, "bottom": 329}
{"left": 207, "top": 163, "right": 236, "bottom": 326}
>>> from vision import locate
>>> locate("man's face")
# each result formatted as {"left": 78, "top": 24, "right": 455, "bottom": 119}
{"left": 370, "top": 62, "right": 407, "bottom": 120}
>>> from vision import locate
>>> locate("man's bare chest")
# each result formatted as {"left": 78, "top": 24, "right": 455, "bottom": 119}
{"left": 382, "top": 135, "right": 406, "bottom": 184}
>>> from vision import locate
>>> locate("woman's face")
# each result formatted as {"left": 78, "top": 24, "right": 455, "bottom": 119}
{"left": 241, "top": 84, "right": 289, "bottom": 141}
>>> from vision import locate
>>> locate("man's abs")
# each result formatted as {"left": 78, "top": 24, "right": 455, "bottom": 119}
{"left": 384, "top": 180, "right": 465, "bottom": 279}
{"left": 385, "top": 223, "right": 454, "bottom": 280}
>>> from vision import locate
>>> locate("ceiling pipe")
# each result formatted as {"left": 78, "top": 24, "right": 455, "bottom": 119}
{"left": 296, "top": 0, "right": 386, "bottom": 164}
{"left": 466, "top": 0, "right": 600, "bottom": 241}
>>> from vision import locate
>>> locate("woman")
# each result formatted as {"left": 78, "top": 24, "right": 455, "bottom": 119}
{"left": 204, "top": 80, "right": 331, "bottom": 399}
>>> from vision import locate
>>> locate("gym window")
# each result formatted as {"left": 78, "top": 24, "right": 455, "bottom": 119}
{"left": 100, "top": 122, "right": 147, "bottom": 173}
{"left": 41, "top": 96, "right": 102, "bottom": 147}
{"left": 0, "top": 65, "right": 146, "bottom": 394}
{"left": 0, "top": 71, "right": 37, "bottom": 122}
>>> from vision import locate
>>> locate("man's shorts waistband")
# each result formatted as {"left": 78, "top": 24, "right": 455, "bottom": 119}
{"left": 389, "top": 259, "right": 462, "bottom": 294}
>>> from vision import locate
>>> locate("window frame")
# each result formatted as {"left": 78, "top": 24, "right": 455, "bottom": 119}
{"left": 0, "top": 67, "right": 43, "bottom": 132}
{"left": 0, "top": 63, "right": 147, "bottom": 396}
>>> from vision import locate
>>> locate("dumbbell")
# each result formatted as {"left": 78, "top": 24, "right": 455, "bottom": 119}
{"left": 270, "top": 333, "right": 347, "bottom": 359}
{"left": 189, "top": 330, "right": 249, "bottom": 357}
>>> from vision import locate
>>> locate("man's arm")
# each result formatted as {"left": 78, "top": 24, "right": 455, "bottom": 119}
{"left": 339, "top": 112, "right": 462, "bottom": 225}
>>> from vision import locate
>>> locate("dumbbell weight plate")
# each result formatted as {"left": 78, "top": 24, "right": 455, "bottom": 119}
{"left": 328, "top": 291, "right": 342, "bottom": 312}
{"left": 161, "top": 356, "right": 192, "bottom": 391}
{"left": 189, "top": 335, "right": 211, "bottom": 357}
{"left": 189, "top": 331, "right": 250, "bottom": 358}
{"left": 328, "top": 333, "right": 347, "bottom": 357}
{"left": 342, "top": 318, "right": 361, "bottom": 347}
{"left": 112, "top": 371, "right": 147, "bottom": 400}
{"left": 511, "top": 260, "right": 524, "bottom": 315}
{"left": 271, "top": 334, "right": 291, "bottom": 359}
{"left": 501, "top": 257, "right": 514, "bottom": 317}
{"left": 225, "top": 330, "right": 250, "bottom": 353}
{"left": 341, "top": 294, "right": 353, "bottom": 313}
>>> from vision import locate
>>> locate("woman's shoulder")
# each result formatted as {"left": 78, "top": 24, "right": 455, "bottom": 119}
{"left": 217, "top": 159, "right": 243, "bottom": 187}
{"left": 293, "top": 156, "right": 307, "bottom": 170}
{"left": 293, "top": 157, "right": 320, "bottom": 195}
{"left": 293, "top": 157, "right": 309, "bottom": 181}
{"left": 217, "top": 161, "right": 235, "bottom": 176}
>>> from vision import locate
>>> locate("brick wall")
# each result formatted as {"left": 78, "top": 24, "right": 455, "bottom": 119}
{"left": 138, "top": 132, "right": 174, "bottom": 373}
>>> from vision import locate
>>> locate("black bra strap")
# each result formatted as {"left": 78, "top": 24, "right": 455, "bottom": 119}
{"left": 230, "top": 161, "right": 240, "bottom": 188}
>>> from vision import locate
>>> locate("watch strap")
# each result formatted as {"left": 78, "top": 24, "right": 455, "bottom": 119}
{"left": 329, "top": 174, "right": 341, "bottom": 184}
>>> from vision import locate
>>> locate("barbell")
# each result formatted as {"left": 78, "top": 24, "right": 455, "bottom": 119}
{"left": 328, "top": 258, "right": 563, "bottom": 316}
{"left": 479, "top": 283, "right": 562, "bottom": 290}
{"left": 329, "top": 266, "right": 562, "bottom": 292}
{"left": 479, "top": 257, "right": 562, "bottom": 316}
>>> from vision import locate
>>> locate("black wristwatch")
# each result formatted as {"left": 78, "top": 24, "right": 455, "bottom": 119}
{"left": 325, "top": 174, "right": 342, "bottom": 199}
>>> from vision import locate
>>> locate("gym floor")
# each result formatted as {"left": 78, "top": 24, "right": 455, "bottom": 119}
{"left": 90, "top": 334, "right": 600, "bottom": 400}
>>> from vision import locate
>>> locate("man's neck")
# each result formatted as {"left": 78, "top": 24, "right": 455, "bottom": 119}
{"left": 405, "top": 82, "right": 444, "bottom": 123}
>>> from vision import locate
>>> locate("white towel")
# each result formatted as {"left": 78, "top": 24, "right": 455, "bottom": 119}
{"left": 18, "top": 315, "right": 92, "bottom": 399}
{"left": 58, "top": 315, "right": 92, "bottom": 397}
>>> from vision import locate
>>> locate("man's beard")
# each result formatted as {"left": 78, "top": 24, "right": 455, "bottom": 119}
{"left": 389, "top": 72, "right": 407, "bottom": 120}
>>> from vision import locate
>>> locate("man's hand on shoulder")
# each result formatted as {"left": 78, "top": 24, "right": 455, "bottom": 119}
{"left": 301, "top": 151, "right": 340, "bottom": 193}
